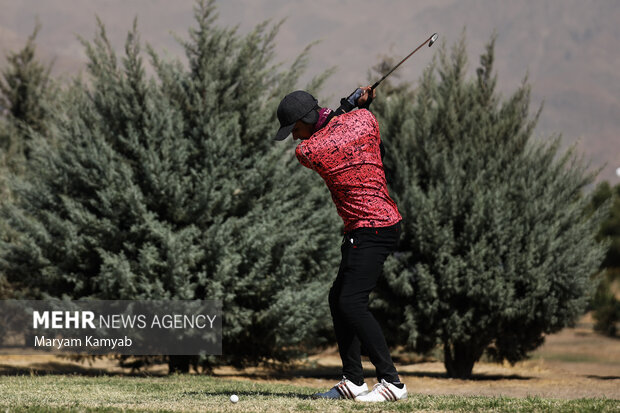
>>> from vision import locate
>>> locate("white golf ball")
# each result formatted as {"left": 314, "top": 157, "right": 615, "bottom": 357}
{"left": 230, "top": 394, "right": 239, "bottom": 403}
{"left": 616, "top": 167, "right": 620, "bottom": 177}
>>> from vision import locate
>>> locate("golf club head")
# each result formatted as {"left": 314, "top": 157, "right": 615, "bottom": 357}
{"left": 429, "top": 33, "right": 438, "bottom": 47}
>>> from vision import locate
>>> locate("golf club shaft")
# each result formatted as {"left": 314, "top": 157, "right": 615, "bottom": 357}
{"left": 347, "top": 32, "right": 437, "bottom": 101}
{"left": 371, "top": 33, "right": 437, "bottom": 90}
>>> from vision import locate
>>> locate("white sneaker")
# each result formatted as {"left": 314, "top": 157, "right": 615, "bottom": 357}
{"left": 355, "top": 379, "right": 407, "bottom": 402}
{"left": 311, "top": 376, "right": 369, "bottom": 400}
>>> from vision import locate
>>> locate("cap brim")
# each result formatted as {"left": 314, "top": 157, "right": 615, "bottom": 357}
{"left": 274, "top": 123, "right": 295, "bottom": 141}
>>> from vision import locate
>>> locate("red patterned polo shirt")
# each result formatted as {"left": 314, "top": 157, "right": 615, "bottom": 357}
{"left": 295, "top": 109, "right": 402, "bottom": 232}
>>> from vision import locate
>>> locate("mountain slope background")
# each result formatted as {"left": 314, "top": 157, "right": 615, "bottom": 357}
{"left": 1, "top": 0, "right": 618, "bottom": 182}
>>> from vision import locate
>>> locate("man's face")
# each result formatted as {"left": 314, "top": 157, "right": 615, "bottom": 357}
{"left": 292, "top": 120, "right": 314, "bottom": 141}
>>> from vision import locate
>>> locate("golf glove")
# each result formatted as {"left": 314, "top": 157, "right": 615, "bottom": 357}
{"left": 347, "top": 88, "right": 364, "bottom": 107}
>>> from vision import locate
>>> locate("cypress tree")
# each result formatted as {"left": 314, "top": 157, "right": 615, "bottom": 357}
{"left": 590, "top": 182, "right": 620, "bottom": 269}
{"left": 1, "top": 24, "right": 55, "bottom": 298}
{"left": 0, "top": 24, "right": 55, "bottom": 167}
{"left": 372, "top": 34, "right": 607, "bottom": 378}
{"left": 0, "top": 0, "right": 340, "bottom": 371}
{"left": 589, "top": 181, "right": 620, "bottom": 336}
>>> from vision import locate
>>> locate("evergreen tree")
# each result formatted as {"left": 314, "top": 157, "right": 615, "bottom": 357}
{"left": 0, "top": 0, "right": 340, "bottom": 371}
{"left": 0, "top": 24, "right": 55, "bottom": 298}
{"left": 372, "top": 35, "right": 607, "bottom": 378}
{"left": 590, "top": 182, "right": 620, "bottom": 269}
{"left": 0, "top": 23, "right": 55, "bottom": 168}
{"left": 589, "top": 181, "right": 620, "bottom": 336}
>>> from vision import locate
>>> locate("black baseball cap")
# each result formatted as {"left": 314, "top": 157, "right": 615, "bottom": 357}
{"left": 274, "top": 90, "right": 319, "bottom": 141}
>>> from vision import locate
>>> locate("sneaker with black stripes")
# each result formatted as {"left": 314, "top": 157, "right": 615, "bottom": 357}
{"left": 354, "top": 379, "right": 407, "bottom": 402}
{"left": 311, "top": 376, "right": 368, "bottom": 400}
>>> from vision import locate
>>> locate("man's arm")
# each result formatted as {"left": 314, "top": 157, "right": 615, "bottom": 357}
{"left": 326, "top": 86, "right": 376, "bottom": 123}
{"left": 323, "top": 86, "right": 385, "bottom": 159}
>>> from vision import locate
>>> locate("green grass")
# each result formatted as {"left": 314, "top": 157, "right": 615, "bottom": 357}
{"left": 0, "top": 375, "right": 617, "bottom": 412}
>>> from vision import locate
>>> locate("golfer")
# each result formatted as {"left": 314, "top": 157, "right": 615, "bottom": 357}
{"left": 274, "top": 87, "right": 407, "bottom": 402}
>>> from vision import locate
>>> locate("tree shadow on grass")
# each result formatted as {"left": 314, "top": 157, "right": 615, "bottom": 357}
{"left": 0, "top": 356, "right": 534, "bottom": 381}
{"left": 399, "top": 371, "right": 533, "bottom": 381}
{"left": 0, "top": 361, "right": 167, "bottom": 377}
{"left": 212, "top": 364, "right": 533, "bottom": 382}
{"left": 586, "top": 375, "right": 620, "bottom": 380}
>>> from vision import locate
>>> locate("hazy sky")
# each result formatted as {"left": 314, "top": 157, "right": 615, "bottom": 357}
{"left": 1, "top": 0, "right": 618, "bottom": 182}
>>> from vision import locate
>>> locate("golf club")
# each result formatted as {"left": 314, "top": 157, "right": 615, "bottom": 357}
{"left": 348, "top": 32, "right": 438, "bottom": 100}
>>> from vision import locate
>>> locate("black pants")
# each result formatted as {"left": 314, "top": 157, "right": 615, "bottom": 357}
{"left": 328, "top": 222, "right": 401, "bottom": 385}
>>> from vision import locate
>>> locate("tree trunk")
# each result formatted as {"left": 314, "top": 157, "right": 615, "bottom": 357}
{"left": 443, "top": 341, "right": 482, "bottom": 379}
{"left": 168, "top": 355, "right": 192, "bottom": 374}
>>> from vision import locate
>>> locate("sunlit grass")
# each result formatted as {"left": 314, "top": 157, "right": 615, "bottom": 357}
{"left": 0, "top": 375, "right": 618, "bottom": 412}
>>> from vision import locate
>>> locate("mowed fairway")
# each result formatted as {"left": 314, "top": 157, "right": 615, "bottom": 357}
{"left": 0, "top": 375, "right": 618, "bottom": 413}
{"left": 1, "top": 318, "right": 618, "bottom": 412}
